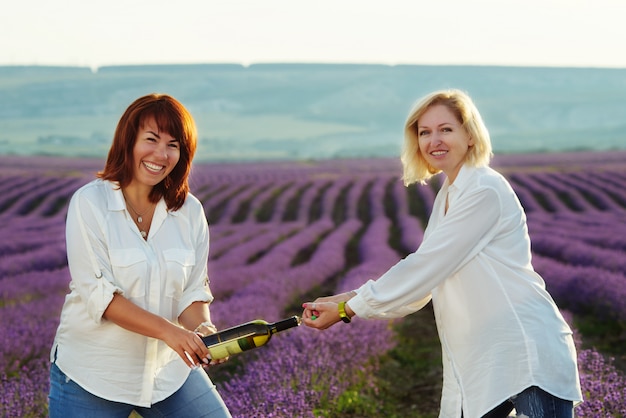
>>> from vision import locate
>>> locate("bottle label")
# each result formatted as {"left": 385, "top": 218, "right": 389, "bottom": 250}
{"left": 208, "top": 340, "right": 243, "bottom": 359}
{"left": 207, "top": 334, "right": 271, "bottom": 359}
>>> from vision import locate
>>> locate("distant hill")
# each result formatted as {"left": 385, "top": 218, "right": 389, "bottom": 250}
{"left": 1, "top": 64, "right": 625, "bottom": 162}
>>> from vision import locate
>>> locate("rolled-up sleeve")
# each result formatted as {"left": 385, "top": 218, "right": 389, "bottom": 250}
{"left": 349, "top": 184, "right": 502, "bottom": 319}
{"left": 177, "top": 200, "right": 213, "bottom": 317}
{"left": 66, "top": 189, "right": 123, "bottom": 323}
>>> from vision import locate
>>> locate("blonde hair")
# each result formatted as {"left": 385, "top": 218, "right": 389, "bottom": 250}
{"left": 401, "top": 89, "right": 493, "bottom": 185}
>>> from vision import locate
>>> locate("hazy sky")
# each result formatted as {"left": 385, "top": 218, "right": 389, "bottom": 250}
{"left": 2, "top": 0, "right": 625, "bottom": 69}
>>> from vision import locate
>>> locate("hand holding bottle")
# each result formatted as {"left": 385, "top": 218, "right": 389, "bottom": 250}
{"left": 200, "top": 316, "right": 301, "bottom": 360}
{"left": 160, "top": 324, "right": 212, "bottom": 368}
{"left": 193, "top": 322, "right": 229, "bottom": 367}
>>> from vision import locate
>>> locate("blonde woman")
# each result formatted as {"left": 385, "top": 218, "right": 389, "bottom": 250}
{"left": 303, "top": 89, "right": 582, "bottom": 418}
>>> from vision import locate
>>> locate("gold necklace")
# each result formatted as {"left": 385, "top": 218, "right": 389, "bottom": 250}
{"left": 124, "top": 198, "right": 153, "bottom": 223}
{"left": 122, "top": 193, "right": 155, "bottom": 239}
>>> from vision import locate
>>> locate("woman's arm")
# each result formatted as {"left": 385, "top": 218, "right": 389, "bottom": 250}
{"left": 304, "top": 183, "right": 503, "bottom": 328}
{"left": 178, "top": 300, "right": 212, "bottom": 332}
{"left": 103, "top": 294, "right": 210, "bottom": 368}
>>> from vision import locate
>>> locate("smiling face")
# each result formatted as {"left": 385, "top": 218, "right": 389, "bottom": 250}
{"left": 130, "top": 116, "right": 181, "bottom": 191}
{"left": 417, "top": 104, "right": 474, "bottom": 184}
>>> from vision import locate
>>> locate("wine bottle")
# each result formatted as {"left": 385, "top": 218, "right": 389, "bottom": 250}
{"left": 201, "top": 316, "right": 301, "bottom": 360}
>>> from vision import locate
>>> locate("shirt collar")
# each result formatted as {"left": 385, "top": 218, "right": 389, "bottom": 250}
{"left": 447, "top": 164, "right": 475, "bottom": 193}
{"left": 105, "top": 181, "right": 126, "bottom": 212}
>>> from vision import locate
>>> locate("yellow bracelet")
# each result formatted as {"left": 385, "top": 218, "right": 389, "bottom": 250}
{"left": 338, "top": 301, "right": 351, "bottom": 324}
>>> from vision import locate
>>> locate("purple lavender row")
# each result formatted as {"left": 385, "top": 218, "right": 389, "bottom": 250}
{"left": 549, "top": 171, "right": 623, "bottom": 212}
{"left": 532, "top": 254, "right": 626, "bottom": 320}
{"left": 269, "top": 181, "right": 309, "bottom": 223}
{"left": 198, "top": 183, "right": 248, "bottom": 217}
{"left": 27, "top": 177, "right": 84, "bottom": 218}
{"left": 0, "top": 267, "right": 69, "bottom": 305}
{"left": 209, "top": 222, "right": 302, "bottom": 262}
{"left": 193, "top": 163, "right": 313, "bottom": 183}
{"left": 208, "top": 223, "right": 307, "bottom": 294}
{"left": 211, "top": 182, "right": 275, "bottom": 224}
{"left": 206, "top": 220, "right": 364, "bottom": 418}
{"left": 571, "top": 171, "right": 626, "bottom": 212}
{"left": 318, "top": 177, "right": 351, "bottom": 220}
{"left": 531, "top": 232, "right": 626, "bottom": 273}
{"left": 345, "top": 176, "right": 375, "bottom": 219}
{"left": 507, "top": 172, "right": 572, "bottom": 213}
{"left": 511, "top": 170, "right": 626, "bottom": 213}
{"left": 291, "top": 212, "right": 408, "bottom": 415}
{"left": 209, "top": 219, "right": 334, "bottom": 303}
{"left": 0, "top": 241, "right": 67, "bottom": 276}
{"left": 0, "top": 175, "right": 33, "bottom": 195}
{"left": 0, "top": 216, "right": 65, "bottom": 256}
{"left": 258, "top": 219, "right": 364, "bottom": 298}
{"left": 219, "top": 317, "right": 394, "bottom": 417}
{"left": 214, "top": 218, "right": 395, "bottom": 416}
{"left": 295, "top": 180, "right": 332, "bottom": 223}
{"left": 576, "top": 349, "right": 626, "bottom": 416}
{"left": 296, "top": 202, "right": 409, "bottom": 413}
{"left": 507, "top": 178, "right": 546, "bottom": 213}
{"left": 236, "top": 182, "right": 293, "bottom": 224}
{"left": 210, "top": 220, "right": 328, "bottom": 276}
{"left": 593, "top": 170, "right": 626, "bottom": 190}
{"left": 338, "top": 223, "right": 401, "bottom": 294}
{"left": 189, "top": 177, "right": 225, "bottom": 201}
{"left": 0, "top": 176, "right": 57, "bottom": 216}
{"left": 0, "top": 363, "right": 50, "bottom": 418}
{"left": 392, "top": 179, "right": 424, "bottom": 252}
{"left": 0, "top": 290, "right": 67, "bottom": 417}
{"left": 208, "top": 223, "right": 285, "bottom": 260}
{"left": 560, "top": 311, "right": 626, "bottom": 416}
{"left": 211, "top": 220, "right": 361, "bottom": 324}
{"left": 216, "top": 178, "right": 399, "bottom": 318}
{"left": 365, "top": 177, "right": 388, "bottom": 219}
{"left": 200, "top": 178, "right": 292, "bottom": 225}
{"left": 0, "top": 176, "right": 81, "bottom": 218}
{"left": 557, "top": 170, "right": 626, "bottom": 212}
{"left": 0, "top": 293, "right": 65, "bottom": 372}
{"left": 528, "top": 211, "right": 626, "bottom": 252}
{"left": 529, "top": 172, "right": 600, "bottom": 212}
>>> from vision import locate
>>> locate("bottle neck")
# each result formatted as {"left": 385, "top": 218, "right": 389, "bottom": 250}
{"left": 271, "top": 316, "right": 301, "bottom": 333}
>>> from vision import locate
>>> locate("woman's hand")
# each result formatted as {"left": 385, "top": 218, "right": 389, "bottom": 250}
{"left": 302, "top": 291, "right": 356, "bottom": 330}
{"left": 302, "top": 301, "right": 341, "bottom": 329}
{"left": 193, "top": 326, "right": 229, "bottom": 368}
{"left": 161, "top": 325, "right": 213, "bottom": 368}
{"left": 177, "top": 301, "right": 228, "bottom": 367}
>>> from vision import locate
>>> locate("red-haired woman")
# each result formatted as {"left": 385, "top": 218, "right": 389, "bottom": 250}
{"left": 49, "top": 94, "right": 231, "bottom": 417}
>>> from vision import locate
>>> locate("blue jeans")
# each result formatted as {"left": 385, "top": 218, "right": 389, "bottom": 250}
{"left": 48, "top": 363, "right": 231, "bottom": 418}
{"left": 479, "top": 386, "right": 573, "bottom": 418}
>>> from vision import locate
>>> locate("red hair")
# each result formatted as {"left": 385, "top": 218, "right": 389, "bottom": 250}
{"left": 98, "top": 94, "right": 197, "bottom": 211}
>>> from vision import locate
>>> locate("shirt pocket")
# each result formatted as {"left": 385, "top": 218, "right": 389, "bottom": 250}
{"left": 162, "top": 249, "right": 196, "bottom": 299}
{"left": 109, "top": 248, "right": 147, "bottom": 299}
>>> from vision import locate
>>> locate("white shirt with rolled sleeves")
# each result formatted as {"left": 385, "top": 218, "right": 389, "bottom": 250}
{"left": 50, "top": 179, "right": 213, "bottom": 407}
{"left": 347, "top": 164, "right": 582, "bottom": 418}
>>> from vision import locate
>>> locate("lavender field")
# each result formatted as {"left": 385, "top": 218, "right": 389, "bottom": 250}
{"left": 1, "top": 151, "right": 626, "bottom": 417}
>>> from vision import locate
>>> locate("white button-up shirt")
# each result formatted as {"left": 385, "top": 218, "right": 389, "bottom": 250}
{"left": 51, "top": 179, "right": 213, "bottom": 407}
{"left": 348, "top": 165, "right": 582, "bottom": 418}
